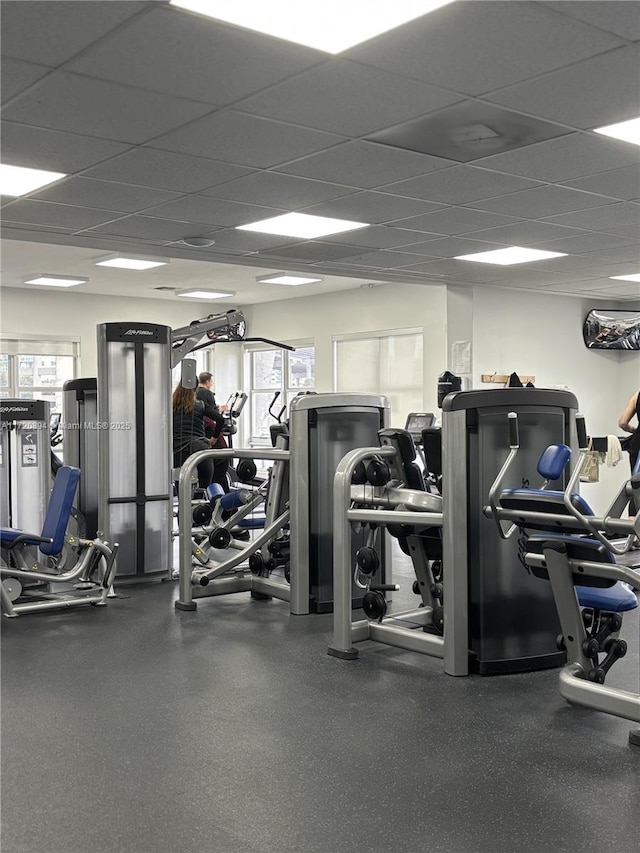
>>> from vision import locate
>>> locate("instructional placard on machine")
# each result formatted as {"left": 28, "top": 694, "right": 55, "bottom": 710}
{"left": 21, "top": 432, "right": 38, "bottom": 467}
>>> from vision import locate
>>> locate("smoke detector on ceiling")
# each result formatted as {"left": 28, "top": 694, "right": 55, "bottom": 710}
{"left": 180, "top": 237, "right": 216, "bottom": 248}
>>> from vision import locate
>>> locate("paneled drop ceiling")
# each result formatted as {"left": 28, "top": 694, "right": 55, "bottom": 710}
{"left": 1, "top": 0, "right": 639, "bottom": 304}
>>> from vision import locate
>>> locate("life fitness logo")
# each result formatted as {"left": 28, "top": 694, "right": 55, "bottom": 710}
{"left": 124, "top": 329, "right": 154, "bottom": 335}
{"left": 0, "top": 406, "right": 30, "bottom": 413}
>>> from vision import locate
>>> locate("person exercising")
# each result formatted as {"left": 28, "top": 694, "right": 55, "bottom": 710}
{"left": 173, "top": 384, "right": 224, "bottom": 491}
{"left": 618, "top": 388, "right": 640, "bottom": 520}
{"left": 196, "top": 371, "right": 230, "bottom": 491}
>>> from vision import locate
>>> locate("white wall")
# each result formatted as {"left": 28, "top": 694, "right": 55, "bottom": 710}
{"left": 0, "top": 287, "right": 214, "bottom": 377}
{"left": 471, "top": 287, "right": 638, "bottom": 513}
{"left": 243, "top": 282, "right": 448, "bottom": 413}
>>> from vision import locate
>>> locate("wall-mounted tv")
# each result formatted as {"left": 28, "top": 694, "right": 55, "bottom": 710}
{"left": 583, "top": 309, "right": 640, "bottom": 350}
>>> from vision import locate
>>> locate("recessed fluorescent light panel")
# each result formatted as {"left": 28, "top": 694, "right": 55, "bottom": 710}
{"left": 170, "top": 0, "right": 454, "bottom": 54}
{"left": 24, "top": 275, "right": 88, "bottom": 288}
{"left": 454, "top": 247, "right": 568, "bottom": 265}
{"left": 1, "top": 164, "right": 67, "bottom": 196}
{"left": 177, "top": 289, "right": 235, "bottom": 299}
{"left": 238, "top": 213, "right": 369, "bottom": 239}
{"left": 95, "top": 255, "right": 168, "bottom": 270}
{"left": 593, "top": 117, "right": 640, "bottom": 147}
{"left": 609, "top": 273, "right": 640, "bottom": 282}
{"left": 257, "top": 274, "right": 323, "bottom": 286}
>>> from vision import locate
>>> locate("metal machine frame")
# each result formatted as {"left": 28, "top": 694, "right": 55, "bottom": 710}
{"left": 485, "top": 411, "right": 640, "bottom": 740}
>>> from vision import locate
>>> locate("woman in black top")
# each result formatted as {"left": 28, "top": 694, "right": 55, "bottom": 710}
{"left": 173, "top": 384, "right": 224, "bottom": 489}
{"left": 618, "top": 388, "right": 640, "bottom": 517}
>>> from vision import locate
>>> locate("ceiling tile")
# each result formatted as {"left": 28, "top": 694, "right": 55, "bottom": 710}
{"left": 379, "top": 165, "right": 541, "bottom": 204}
{"left": 195, "top": 229, "right": 301, "bottom": 253}
{"left": 142, "top": 196, "right": 284, "bottom": 227}
{"left": 0, "top": 1, "right": 147, "bottom": 66}
{"left": 201, "top": 172, "right": 353, "bottom": 209}
{"left": 321, "top": 227, "right": 435, "bottom": 250}
{"left": 604, "top": 224, "right": 640, "bottom": 240}
{"left": 468, "top": 185, "right": 616, "bottom": 218}
{"left": 392, "top": 235, "right": 513, "bottom": 257}
{"left": 368, "top": 101, "right": 571, "bottom": 163}
{"left": 561, "top": 165, "right": 640, "bottom": 201}
{"left": 345, "top": 0, "right": 623, "bottom": 95}
{"left": 30, "top": 177, "right": 181, "bottom": 213}
{"left": 398, "top": 258, "right": 506, "bottom": 281}
{"left": 86, "top": 215, "right": 221, "bottom": 242}
{"left": 477, "top": 133, "right": 640, "bottom": 182}
{"left": 541, "top": 202, "right": 640, "bottom": 231}
{"left": 1, "top": 222, "right": 75, "bottom": 237}
{"left": 300, "top": 192, "right": 444, "bottom": 224}
{"left": 465, "top": 220, "right": 588, "bottom": 244}
{"left": 581, "top": 244, "right": 640, "bottom": 263}
{"left": 83, "top": 148, "right": 254, "bottom": 193}
{"left": 276, "top": 141, "right": 453, "bottom": 188}
{"left": 389, "top": 207, "right": 522, "bottom": 235}
{"left": 256, "top": 242, "right": 366, "bottom": 263}
{"left": 1, "top": 59, "right": 52, "bottom": 103}
{"left": 542, "top": 2, "right": 640, "bottom": 41}
{"left": 3, "top": 72, "right": 214, "bottom": 144}
{"left": 1, "top": 123, "right": 132, "bottom": 173}
{"left": 334, "top": 250, "right": 436, "bottom": 269}
{"left": 535, "top": 231, "right": 637, "bottom": 254}
{"left": 235, "top": 59, "right": 461, "bottom": 136}
{"left": 67, "top": 5, "right": 325, "bottom": 106}
{"left": 150, "top": 111, "right": 344, "bottom": 168}
{"left": 1, "top": 199, "right": 122, "bottom": 229}
{"left": 484, "top": 46, "right": 640, "bottom": 129}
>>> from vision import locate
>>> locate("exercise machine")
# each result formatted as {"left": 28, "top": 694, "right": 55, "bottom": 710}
{"left": 485, "top": 411, "right": 639, "bottom": 744}
{"left": 1, "top": 399, "right": 51, "bottom": 565}
{"left": 441, "top": 388, "right": 577, "bottom": 674}
{"left": 1, "top": 465, "right": 118, "bottom": 617}
{"left": 175, "top": 393, "right": 390, "bottom": 615}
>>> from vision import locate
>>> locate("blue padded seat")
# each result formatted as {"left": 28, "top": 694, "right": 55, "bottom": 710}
{"left": 526, "top": 533, "right": 637, "bottom": 613}
{"left": 500, "top": 489, "right": 594, "bottom": 535}
{"left": 0, "top": 466, "right": 80, "bottom": 556}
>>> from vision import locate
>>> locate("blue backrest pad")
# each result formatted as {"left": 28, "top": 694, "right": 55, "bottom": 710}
{"left": 537, "top": 444, "right": 571, "bottom": 481}
{"left": 40, "top": 466, "right": 80, "bottom": 555}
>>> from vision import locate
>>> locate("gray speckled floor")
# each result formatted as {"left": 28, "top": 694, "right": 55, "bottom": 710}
{"left": 2, "top": 552, "right": 638, "bottom": 853}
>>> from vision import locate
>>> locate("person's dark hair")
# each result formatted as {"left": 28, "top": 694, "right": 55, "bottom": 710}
{"left": 198, "top": 371, "right": 213, "bottom": 384}
{"left": 173, "top": 384, "right": 196, "bottom": 413}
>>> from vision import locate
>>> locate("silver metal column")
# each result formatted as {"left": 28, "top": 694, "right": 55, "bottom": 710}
{"left": 97, "top": 323, "right": 172, "bottom": 581}
{"left": 441, "top": 407, "right": 469, "bottom": 676}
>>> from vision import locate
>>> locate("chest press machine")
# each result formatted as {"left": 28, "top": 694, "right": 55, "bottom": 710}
{"left": 485, "top": 411, "right": 640, "bottom": 744}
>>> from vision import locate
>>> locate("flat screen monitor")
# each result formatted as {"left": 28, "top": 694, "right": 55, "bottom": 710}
{"left": 405, "top": 412, "right": 435, "bottom": 437}
{"left": 584, "top": 308, "right": 640, "bottom": 350}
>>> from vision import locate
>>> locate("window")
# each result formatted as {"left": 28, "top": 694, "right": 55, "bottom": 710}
{"left": 0, "top": 338, "right": 79, "bottom": 417}
{"left": 334, "top": 330, "right": 423, "bottom": 426}
{"left": 245, "top": 345, "right": 315, "bottom": 444}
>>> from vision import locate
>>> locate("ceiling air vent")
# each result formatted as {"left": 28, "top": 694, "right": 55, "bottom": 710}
{"left": 154, "top": 286, "right": 178, "bottom": 292}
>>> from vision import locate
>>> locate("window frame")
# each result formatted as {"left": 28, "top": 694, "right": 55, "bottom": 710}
{"left": 243, "top": 341, "right": 316, "bottom": 446}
